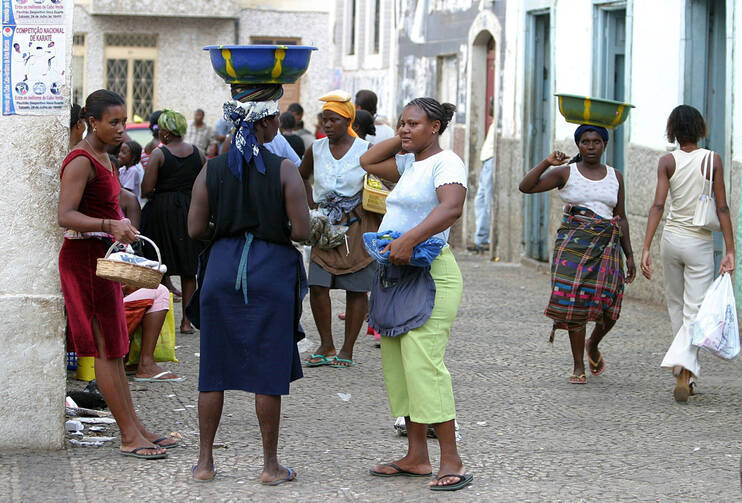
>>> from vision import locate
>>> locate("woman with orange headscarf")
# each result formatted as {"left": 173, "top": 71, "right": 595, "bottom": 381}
{"left": 299, "top": 90, "right": 382, "bottom": 368}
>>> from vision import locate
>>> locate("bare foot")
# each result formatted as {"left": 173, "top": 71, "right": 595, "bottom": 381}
{"left": 192, "top": 461, "right": 216, "bottom": 481}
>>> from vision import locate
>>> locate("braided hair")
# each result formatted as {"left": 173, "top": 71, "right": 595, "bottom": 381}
{"left": 405, "top": 97, "right": 456, "bottom": 134}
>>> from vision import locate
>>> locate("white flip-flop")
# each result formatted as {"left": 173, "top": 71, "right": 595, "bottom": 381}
{"left": 133, "top": 371, "right": 185, "bottom": 382}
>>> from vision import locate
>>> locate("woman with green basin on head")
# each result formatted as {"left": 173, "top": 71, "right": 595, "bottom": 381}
{"left": 519, "top": 124, "right": 635, "bottom": 384}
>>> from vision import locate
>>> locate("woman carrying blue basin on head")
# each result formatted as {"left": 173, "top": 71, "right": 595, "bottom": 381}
{"left": 189, "top": 45, "right": 314, "bottom": 485}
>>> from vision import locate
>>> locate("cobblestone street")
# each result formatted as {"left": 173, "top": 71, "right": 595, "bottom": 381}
{"left": 3, "top": 252, "right": 742, "bottom": 502}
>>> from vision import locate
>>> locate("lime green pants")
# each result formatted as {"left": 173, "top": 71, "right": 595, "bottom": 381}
{"left": 380, "top": 247, "right": 463, "bottom": 424}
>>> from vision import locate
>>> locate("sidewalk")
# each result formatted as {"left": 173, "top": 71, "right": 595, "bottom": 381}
{"left": 2, "top": 253, "right": 741, "bottom": 502}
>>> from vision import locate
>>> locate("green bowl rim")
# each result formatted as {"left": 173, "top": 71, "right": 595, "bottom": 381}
{"left": 554, "top": 93, "right": 635, "bottom": 108}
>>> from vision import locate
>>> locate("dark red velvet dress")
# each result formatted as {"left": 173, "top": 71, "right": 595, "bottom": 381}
{"left": 59, "top": 150, "right": 128, "bottom": 358}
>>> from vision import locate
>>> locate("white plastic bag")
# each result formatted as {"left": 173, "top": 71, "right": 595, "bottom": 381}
{"left": 691, "top": 273, "right": 740, "bottom": 360}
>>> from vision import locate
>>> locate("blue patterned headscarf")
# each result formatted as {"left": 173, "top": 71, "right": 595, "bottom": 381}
{"left": 223, "top": 84, "right": 284, "bottom": 180}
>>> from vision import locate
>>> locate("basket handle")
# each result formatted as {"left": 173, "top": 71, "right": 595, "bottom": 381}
{"left": 103, "top": 235, "right": 162, "bottom": 270}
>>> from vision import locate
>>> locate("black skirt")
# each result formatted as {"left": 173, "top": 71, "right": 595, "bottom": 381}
{"left": 141, "top": 191, "right": 203, "bottom": 276}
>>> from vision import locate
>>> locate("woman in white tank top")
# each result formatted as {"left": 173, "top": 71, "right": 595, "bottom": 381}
{"left": 641, "top": 105, "right": 735, "bottom": 402}
{"left": 520, "top": 125, "right": 635, "bottom": 385}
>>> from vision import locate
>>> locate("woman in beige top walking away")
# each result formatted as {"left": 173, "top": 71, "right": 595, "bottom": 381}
{"left": 641, "top": 105, "right": 735, "bottom": 403}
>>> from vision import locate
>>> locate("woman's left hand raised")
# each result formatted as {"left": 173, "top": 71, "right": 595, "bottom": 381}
{"left": 383, "top": 235, "right": 414, "bottom": 265}
{"left": 719, "top": 251, "right": 735, "bottom": 275}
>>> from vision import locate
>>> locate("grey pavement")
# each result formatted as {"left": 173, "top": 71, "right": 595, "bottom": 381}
{"left": 2, "top": 252, "right": 742, "bottom": 502}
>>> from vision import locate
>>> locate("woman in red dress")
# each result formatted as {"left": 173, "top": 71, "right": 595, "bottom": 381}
{"left": 58, "top": 89, "right": 174, "bottom": 459}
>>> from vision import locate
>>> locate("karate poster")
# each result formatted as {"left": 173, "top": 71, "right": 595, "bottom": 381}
{"left": 3, "top": 24, "right": 65, "bottom": 115}
{"left": 3, "top": 0, "right": 65, "bottom": 26}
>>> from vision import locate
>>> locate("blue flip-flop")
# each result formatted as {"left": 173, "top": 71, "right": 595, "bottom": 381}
{"left": 305, "top": 354, "right": 335, "bottom": 367}
{"left": 262, "top": 466, "right": 296, "bottom": 486}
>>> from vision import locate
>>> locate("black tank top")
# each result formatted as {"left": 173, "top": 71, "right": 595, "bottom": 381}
{"left": 156, "top": 145, "right": 202, "bottom": 193}
{"left": 206, "top": 147, "right": 291, "bottom": 245}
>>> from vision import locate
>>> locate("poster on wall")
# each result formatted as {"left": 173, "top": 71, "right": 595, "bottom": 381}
{"left": 2, "top": 24, "right": 65, "bottom": 115}
{"left": 3, "top": 0, "right": 65, "bottom": 26}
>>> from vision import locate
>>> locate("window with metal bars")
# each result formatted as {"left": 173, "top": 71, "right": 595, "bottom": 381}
{"left": 72, "top": 33, "right": 86, "bottom": 105}
{"left": 104, "top": 34, "right": 157, "bottom": 120}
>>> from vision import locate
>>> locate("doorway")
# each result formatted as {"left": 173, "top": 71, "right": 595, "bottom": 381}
{"left": 684, "top": 0, "right": 727, "bottom": 269}
{"left": 523, "top": 11, "right": 552, "bottom": 261}
{"left": 594, "top": 5, "right": 627, "bottom": 172}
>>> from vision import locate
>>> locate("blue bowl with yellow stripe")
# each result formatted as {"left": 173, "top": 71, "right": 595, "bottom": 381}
{"left": 555, "top": 94, "right": 634, "bottom": 129}
{"left": 204, "top": 45, "right": 318, "bottom": 85}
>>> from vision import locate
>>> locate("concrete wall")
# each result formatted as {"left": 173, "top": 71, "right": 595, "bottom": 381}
{"left": 0, "top": 2, "right": 73, "bottom": 449}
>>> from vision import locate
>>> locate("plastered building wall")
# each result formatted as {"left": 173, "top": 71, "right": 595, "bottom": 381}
{"left": 497, "top": 0, "right": 740, "bottom": 305}
{"left": 239, "top": 8, "right": 331, "bottom": 125}
{"left": 73, "top": 3, "right": 330, "bottom": 127}
{"left": 0, "top": 3, "right": 73, "bottom": 449}
{"left": 73, "top": 6, "right": 236, "bottom": 123}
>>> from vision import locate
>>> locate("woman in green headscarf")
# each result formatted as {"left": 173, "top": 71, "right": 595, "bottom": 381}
{"left": 142, "top": 109, "right": 206, "bottom": 335}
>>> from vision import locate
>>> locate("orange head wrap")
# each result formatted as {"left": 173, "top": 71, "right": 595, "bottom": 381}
{"left": 319, "top": 90, "right": 358, "bottom": 138}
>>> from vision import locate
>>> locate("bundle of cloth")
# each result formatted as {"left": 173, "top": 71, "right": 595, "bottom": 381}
{"left": 363, "top": 231, "right": 446, "bottom": 267}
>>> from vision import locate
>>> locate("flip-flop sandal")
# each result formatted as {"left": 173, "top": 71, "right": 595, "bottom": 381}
{"left": 330, "top": 358, "right": 356, "bottom": 368}
{"left": 191, "top": 464, "right": 217, "bottom": 482}
{"left": 569, "top": 373, "right": 587, "bottom": 384}
{"left": 262, "top": 466, "right": 295, "bottom": 486}
{"left": 430, "top": 473, "right": 474, "bottom": 491}
{"left": 134, "top": 371, "right": 185, "bottom": 382}
{"left": 588, "top": 351, "right": 606, "bottom": 375}
{"left": 369, "top": 463, "right": 432, "bottom": 477}
{"left": 153, "top": 437, "right": 179, "bottom": 449}
{"left": 305, "top": 354, "right": 336, "bottom": 367}
{"left": 120, "top": 447, "right": 168, "bottom": 460}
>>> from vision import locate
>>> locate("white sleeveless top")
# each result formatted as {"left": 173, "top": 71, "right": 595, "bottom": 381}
{"left": 558, "top": 164, "right": 619, "bottom": 219}
{"left": 664, "top": 148, "right": 713, "bottom": 240}
{"left": 311, "top": 136, "right": 369, "bottom": 202}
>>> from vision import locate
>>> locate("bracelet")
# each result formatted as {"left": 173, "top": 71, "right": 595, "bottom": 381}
{"left": 100, "top": 219, "right": 105, "bottom": 232}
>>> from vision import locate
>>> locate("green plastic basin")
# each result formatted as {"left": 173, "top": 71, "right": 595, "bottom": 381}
{"left": 555, "top": 94, "right": 634, "bottom": 129}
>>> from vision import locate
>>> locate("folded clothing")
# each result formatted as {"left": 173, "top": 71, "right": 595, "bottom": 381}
{"left": 363, "top": 231, "right": 445, "bottom": 267}
{"left": 107, "top": 252, "right": 168, "bottom": 273}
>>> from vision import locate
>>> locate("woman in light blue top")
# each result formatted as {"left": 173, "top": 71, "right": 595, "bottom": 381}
{"left": 360, "top": 97, "right": 472, "bottom": 492}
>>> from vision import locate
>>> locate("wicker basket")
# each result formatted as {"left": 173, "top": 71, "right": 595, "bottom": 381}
{"left": 96, "top": 235, "right": 163, "bottom": 289}
{"left": 362, "top": 174, "right": 390, "bottom": 214}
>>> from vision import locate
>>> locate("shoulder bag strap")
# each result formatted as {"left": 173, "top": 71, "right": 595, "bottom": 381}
{"left": 705, "top": 150, "right": 714, "bottom": 197}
